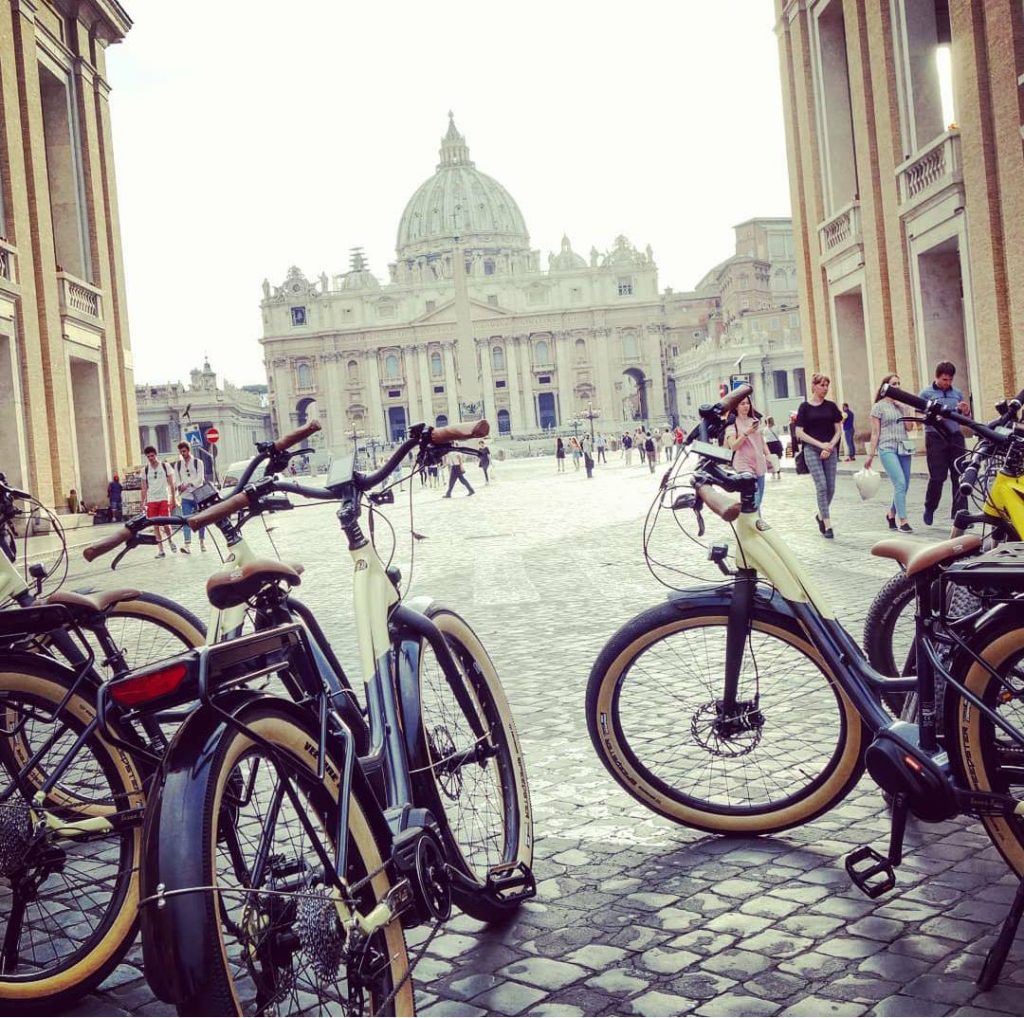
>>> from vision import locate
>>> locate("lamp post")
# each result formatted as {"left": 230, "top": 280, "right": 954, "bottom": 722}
{"left": 571, "top": 417, "right": 579, "bottom": 441}
{"left": 582, "top": 401, "right": 600, "bottom": 445}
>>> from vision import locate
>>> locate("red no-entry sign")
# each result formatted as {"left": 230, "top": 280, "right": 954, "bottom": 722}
{"left": 206, "top": 427, "right": 220, "bottom": 444}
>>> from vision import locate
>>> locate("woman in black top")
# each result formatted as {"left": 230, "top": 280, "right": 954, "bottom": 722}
{"left": 478, "top": 440, "right": 491, "bottom": 483}
{"left": 795, "top": 373, "right": 844, "bottom": 538}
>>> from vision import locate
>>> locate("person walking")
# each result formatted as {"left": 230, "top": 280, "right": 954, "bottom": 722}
{"left": 622, "top": 431, "right": 633, "bottom": 467}
{"left": 443, "top": 452, "right": 475, "bottom": 497}
{"left": 661, "top": 427, "right": 674, "bottom": 463}
{"left": 477, "top": 440, "right": 491, "bottom": 484}
{"left": 581, "top": 435, "right": 595, "bottom": 478}
{"left": 555, "top": 436, "right": 566, "bottom": 473}
{"left": 763, "top": 417, "right": 783, "bottom": 480}
{"left": 864, "top": 373, "right": 915, "bottom": 532}
{"left": 919, "top": 360, "right": 970, "bottom": 526}
{"left": 107, "top": 474, "right": 123, "bottom": 521}
{"left": 637, "top": 428, "right": 647, "bottom": 466}
{"left": 571, "top": 436, "right": 583, "bottom": 471}
{"left": 644, "top": 431, "right": 657, "bottom": 474}
{"left": 841, "top": 403, "right": 857, "bottom": 461}
{"left": 175, "top": 441, "right": 207, "bottom": 553}
{"left": 726, "top": 395, "right": 770, "bottom": 510}
{"left": 141, "top": 445, "right": 177, "bottom": 557}
{"left": 674, "top": 424, "right": 685, "bottom": 459}
{"left": 795, "top": 373, "right": 844, "bottom": 539}
{"left": 595, "top": 432, "right": 607, "bottom": 464}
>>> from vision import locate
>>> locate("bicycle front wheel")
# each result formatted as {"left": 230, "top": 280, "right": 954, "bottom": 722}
{"left": 164, "top": 700, "right": 412, "bottom": 1017}
{"left": 586, "top": 599, "right": 865, "bottom": 835}
{"left": 415, "top": 606, "right": 532, "bottom": 922}
{"left": 0, "top": 657, "right": 145, "bottom": 1006}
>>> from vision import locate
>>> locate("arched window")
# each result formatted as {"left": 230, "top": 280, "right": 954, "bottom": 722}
{"left": 297, "top": 362, "right": 313, "bottom": 389}
{"left": 622, "top": 332, "right": 638, "bottom": 360}
{"left": 492, "top": 345, "right": 505, "bottom": 371}
{"left": 347, "top": 359, "right": 359, "bottom": 383}
{"left": 435, "top": 414, "right": 449, "bottom": 428}
{"left": 497, "top": 409, "right": 511, "bottom": 435}
{"left": 535, "top": 340, "right": 550, "bottom": 366}
{"left": 384, "top": 353, "right": 400, "bottom": 380}
{"left": 575, "top": 338, "right": 587, "bottom": 363}
{"left": 430, "top": 351, "right": 443, "bottom": 377}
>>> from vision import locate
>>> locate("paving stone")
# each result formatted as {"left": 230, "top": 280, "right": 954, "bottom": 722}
{"left": 857, "top": 948, "right": 932, "bottom": 981}
{"left": 778, "top": 951, "right": 848, "bottom": 980}
{"left": 669, "top": 929, "right": 737, "bottom": 956}
{"left": 630, "top": 990, "right": 700, "bottom": 1016}
{"left": 700, "top": 948, "right": 773, "bottom": 979}
{"left": 695, "top": 992, "right": 781, "bottom": 1016}
{"left": 871, "top": 994, "right": 954, "bottom": 1016}
{"left": 563, "top": 944, "right": 630, "bottom": 969}
{"left": 469, "top": 980, "right": 547, "bottom": 1015}
{"left": 824, "top": 973, "right": 901, "bottom": 1004}
{"left": 531, "top": 1006, "right": 585, "bottom": 1017}
{"left": 585, "top": 967, "right": 651, "bottom": 995}
{"left": 667, "top": 970, "right": 739, "bottom": 1001}
{"left": 445, "top": 972, "right": 504, "bottom": 1001}
{"left": 706, "top": 912, "right": 775, "bottom": 937}
{"left": 640, "top": 946, "right": 701, "bottom": 975}
{"left": 740, "top": 896, "right": 803, "bottom": 920}
{"left": 497, "top": 957, "right": 588, "bottom": 990}
{"left": 657, "top": 906, "right": 705, "bottom": 931}
{"left": 738, "top": 929, "right": 814, "bottom": 959}
{"left": 887, "top": 935, "right": 960, "bottom": 962}
{"left": 782, "top": 996, "right": 868, "bottom": 1016}
{"left": 743, "top": 970, "right": 807, "bottom": 1001}
{"left": 419, "top": 1001, "right": 487, "bottom": 1017}
{"left": 817, "top": 936, "right": 885, "bottom": 960}
{"left": 98, "top": 966, "right": 145, "bottom": 992}
{"left": 901, "top": 974, "right": 978, "bottom": 1007}
{"left": 627, "top": 890, "right": 680, "bottom": 909}
{"left": 847, "top": 916, "right": 906, "bottom": 942}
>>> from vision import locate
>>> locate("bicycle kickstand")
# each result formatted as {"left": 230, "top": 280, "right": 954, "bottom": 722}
{"left": 978, "top": 877, "right": 1024, "bottom": 991}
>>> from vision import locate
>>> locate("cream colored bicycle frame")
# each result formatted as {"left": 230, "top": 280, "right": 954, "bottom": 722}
{"left": 0, "top": 551, "right": 30, "bottom": 605}
{"left": 350, "top": 539, "right": 399, "bottom": 682}
{"left": 205, "top": 536, "right": 261, "bottom": 643}
{"left": 730, "top": 511, "right": 838, "bottom": 620}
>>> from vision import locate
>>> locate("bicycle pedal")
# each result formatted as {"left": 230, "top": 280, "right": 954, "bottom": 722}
{"left": 485, "top": 861, "right": 536, "bottom": 902}
{"left": 845, "top": 845, "right": 897, "bottom": 899}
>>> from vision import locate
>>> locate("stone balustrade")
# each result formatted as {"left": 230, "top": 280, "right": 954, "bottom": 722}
{"left": 897, "top": 129, "right": 962, "bottom": 208}
{"left": 57, "top": 270, "right": 102, "bottom": 320}
{"left": 817, "top": 200, "right": 862, "bottom": 259}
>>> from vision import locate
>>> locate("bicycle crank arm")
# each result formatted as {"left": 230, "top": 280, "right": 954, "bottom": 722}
{"left": 956, "top": 788, "right": 1024, "bottom": 817}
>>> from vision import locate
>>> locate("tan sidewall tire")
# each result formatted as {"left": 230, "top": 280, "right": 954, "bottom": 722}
{"left": 106, "top": 596, "right": 207, "bottom": 652}
{"left": 590, "top": 612, "right": 864, "bottom": 835}
{"left": 954, "top": 626, "right": 1024, "bottom": 877}
{"left": 427, "top": 609, "right": 533, "bottom": 874}
{"left": 207, "top": 712, "right": 414, "bottom": 1016}
{"left": 0, "top": 670, "right": 143, "bottom": 1004}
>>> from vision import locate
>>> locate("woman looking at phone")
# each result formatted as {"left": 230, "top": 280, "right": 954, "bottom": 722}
{"left": 726, "top": 394, "right": 771, "bottom": 510}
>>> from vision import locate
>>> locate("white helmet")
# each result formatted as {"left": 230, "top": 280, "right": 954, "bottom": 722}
{"left": 854, "top": 467, "right": 882, "bottom": 501}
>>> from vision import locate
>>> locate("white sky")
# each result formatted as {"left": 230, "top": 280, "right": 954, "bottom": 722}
{"left": 107, "top": 0, "right": 792, "bottom": 387}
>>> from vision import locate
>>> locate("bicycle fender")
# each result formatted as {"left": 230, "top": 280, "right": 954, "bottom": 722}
{"left": 665, "top": 581, "right": 803, "bottom": 628}
{"left": 138, "top": 689, "right": 267, "bottom": 1004}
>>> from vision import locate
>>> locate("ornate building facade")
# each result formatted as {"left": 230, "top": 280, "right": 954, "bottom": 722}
{"left": 135, "top": 361, "right": 272, "bottom": 473}
{"left": 260, "top": 117, "right": 806, "bottom": 448}
{"left": 774, "top": 0, "right": 1024, "bottom": 428}
{"left": 0, "top": 0, "right": 137, "bottom": 509}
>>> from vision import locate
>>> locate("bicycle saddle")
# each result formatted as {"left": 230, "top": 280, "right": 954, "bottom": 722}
{"left": 206, "top": 558, "right": 304, "bottom": 610}
{"left": 46, "top": 588, "right": 142, "bottom": 619}
{"left": 870, "top": 534, "right": 983, "bottom": 577}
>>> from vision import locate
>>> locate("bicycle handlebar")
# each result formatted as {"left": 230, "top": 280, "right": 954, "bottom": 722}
{"left": 881, "top": 385, "right": 1008, "bottom": 444}
{"left": 273, "top": 419, "right": 322, "bottom": 453}
{"left": 82, "top": 526, "right": 133, "bottom": 563}
{"left": 719, "top": 384, "right": 753, "bottom": 417}
{"left": 185, "top": 491, "right": 252, "bottom": 530}
{"left": 695, "top": 483, "right": 742, "bottom": 522}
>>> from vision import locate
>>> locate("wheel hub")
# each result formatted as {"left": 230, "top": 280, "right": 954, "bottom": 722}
{"left": 690, "top": 699, "right": 764, "bottom": 757}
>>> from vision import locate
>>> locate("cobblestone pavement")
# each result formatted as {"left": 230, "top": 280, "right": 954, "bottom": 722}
{"left": 56, "top": 453, "right": 1024, "bottom": 1016}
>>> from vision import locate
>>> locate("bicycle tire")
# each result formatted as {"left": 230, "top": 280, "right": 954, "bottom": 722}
{"left": 949, "top": 617, "right": 1024, "bottom": 877}
{"left": 413, "top": 606, "right": 532, "bottom": 923}
{"left": 863, "top": 571, "right": 917, "bottom": 711}
{"left": 586, "top": 599, "right": 865, "bottom": 835}
{"left": 156, "top": 699, "right": 412, "bottom": 1017}
{"left": 0, "top": 656, "right": 145, "bottom": 1006}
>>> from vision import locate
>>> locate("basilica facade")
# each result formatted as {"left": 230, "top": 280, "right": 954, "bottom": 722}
{"left": 259, "top": 116, "right": 800, "bottom": 449}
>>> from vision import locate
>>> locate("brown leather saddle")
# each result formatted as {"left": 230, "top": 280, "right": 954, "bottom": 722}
{"left": 870, "top": 534, "right": 983, "bottom": 578}
{"left": 45, "top": 588, "right": 142, "bottom": 622}
{"left": 206, "top": 558, "right": 304, "bottom": 610}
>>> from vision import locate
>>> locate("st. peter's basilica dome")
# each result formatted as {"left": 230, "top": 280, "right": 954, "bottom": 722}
{"left": 395, "top": 114, "right": 530, "bottom": 261}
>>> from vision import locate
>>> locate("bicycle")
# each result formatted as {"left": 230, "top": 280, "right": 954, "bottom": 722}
{"left": 88, "top": 419, "right": 533, "bottom": 1015}
{"left": 585, "top": 383, "right": 1024, "bottom": 981}
{"left": 863, "top": 389, "right": 1024, "bottom": 684}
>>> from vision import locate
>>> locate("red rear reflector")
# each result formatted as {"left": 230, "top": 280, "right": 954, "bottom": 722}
{"left": 903, "top": 754, "right": 924, "bottom": 773}
{"left": 111, "top": 662, "right": 189, "bottom": 707}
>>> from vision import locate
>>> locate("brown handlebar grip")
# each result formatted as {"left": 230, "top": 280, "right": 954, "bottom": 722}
{"left": 273, "top": 420, "right": 322, "bottom": 453}
{"left": 187, "top": 491, "right": 251, "bottom": 529}
{"left": 695, "top": 484, "right": 742, "bottom": 523}
{"left": 431, "top": 420, "right": 490, "bottom": 444}
{"left": 719, "top": 384, "right": 753, "bottom": 416}
{"left": 82, "top": 526, "right": 133, "bottom": 563}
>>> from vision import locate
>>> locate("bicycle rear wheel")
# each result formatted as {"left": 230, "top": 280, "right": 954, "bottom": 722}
{"left": 586, "top": 599, "right": 865, "bottom": 835}
{"left": 156, "top": 700, "right": 412, "bottom": 1017}
{"left": 414, "top": 606, "right": 532, "bottom": 922}
{"left": 949, "top": 619, "right": 1024, "bottom": 877}
{"left": 0, "top": 657, "right": 145, "bottom": 1006}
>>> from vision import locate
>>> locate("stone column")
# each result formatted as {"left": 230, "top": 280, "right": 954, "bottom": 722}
{"left": 554, "top": 331, "right": 575, "bottom": 428}
{"left": 518, "top": 336, "right": 535, "bottom": 428}
{"left": 326, "top": 354, "right": 346, "bottom": 450}
{"left": 593, "top": 329, "right": 615, "bottom": 436}
{"left": 404, "top": 345, "right": 420, "bottom": 428}
{"left": 643, "top": 327, "right": 667, "bottom": 423}
{"left": 478, "top": 338, "right": 495, "bottom": 423}
{"left": 366, "top": 351, "right": 385, "bottom": 438}
{"left": 504, "top": 336, "right": 524, "bottom": 434}
{"left": 443, "top": 342, "right": 459, "bottom": 422}
{"left": 417, "top": 344, "right": 434, "bottom": 424}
